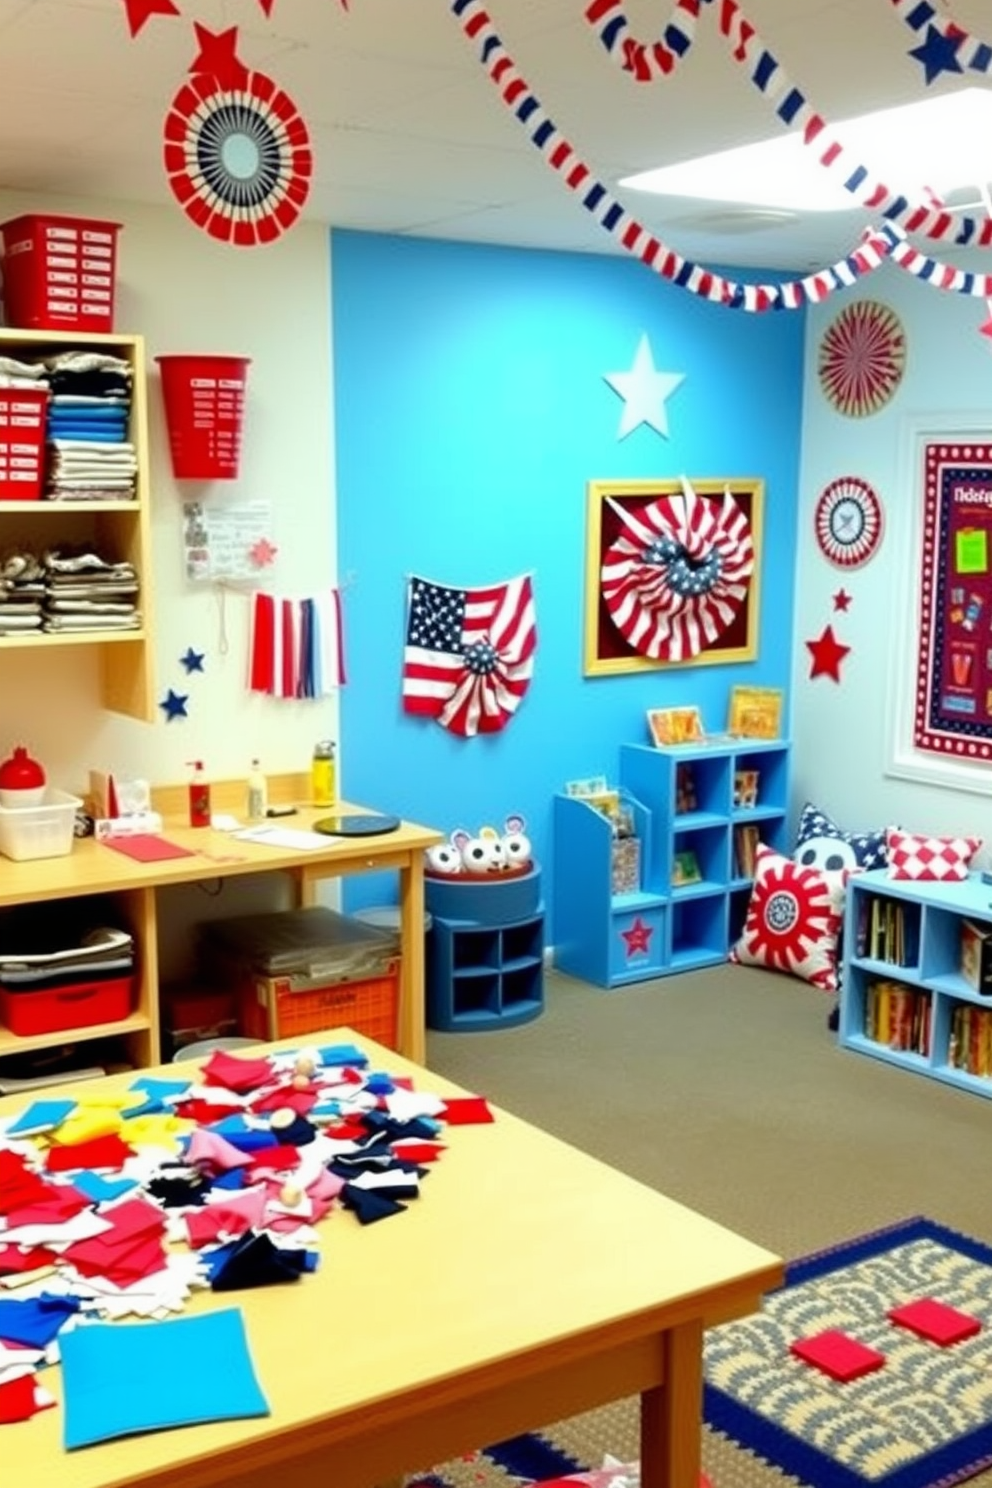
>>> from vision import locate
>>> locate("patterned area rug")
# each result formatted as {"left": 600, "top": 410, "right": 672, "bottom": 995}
{"left": 705, "top": 1216, "right": 992, "bottom": 1488}
{"left": 406, "top": 1219, "right": 992, "bottom": 1488}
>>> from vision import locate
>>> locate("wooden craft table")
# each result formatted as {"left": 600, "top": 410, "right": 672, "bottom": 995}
{"left": 0, "top": 1029, "right": 784, "bottom": 1488}
{"left": 0, "top": 788, "right": 442, "bottom": 1067}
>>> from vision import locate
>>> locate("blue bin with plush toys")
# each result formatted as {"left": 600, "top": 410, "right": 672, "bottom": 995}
{"left": 424, "top": 817, "right": 544, "bottom": 1031}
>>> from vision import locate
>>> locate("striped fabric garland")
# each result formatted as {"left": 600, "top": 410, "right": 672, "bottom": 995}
{"left": 888, "top": 0, "right": 992, "bottom": 77}
{"left": 248, "top": 590, "right": 346, "bottom": 700}
{"left": 450, "top": 0, "right": 992, "bottom": 312}
{"left": 584, "top": 0, "right": 992, "bottom": 251}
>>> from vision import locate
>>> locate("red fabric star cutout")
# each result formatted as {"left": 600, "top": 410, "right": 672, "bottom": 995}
{"left": 188, "top": 23, "right": 250, "bottom": 89}
{"left": 832, "top": 589, "right": 852, "bottom": 613}
{"left": 249, "top": 537, "right": 278, "bottom": 568}
{"left": 980, "top": 302, "right": 992, "bottom": 343}
{"left": 621, "top": 916, "right": 653, "bottom": 957}
{"left": 807, "top": 624, "right": 851, "bottom": 682}
{"left": 255, "top": 0, "right": 275, "bottom": 13}
{"left": 121, "top": 0, "right": 179, "bottom": 37}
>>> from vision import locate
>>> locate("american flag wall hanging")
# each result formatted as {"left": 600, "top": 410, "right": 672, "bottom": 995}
{"left": 402, "top": 574, "right": 536, "bottom": 737}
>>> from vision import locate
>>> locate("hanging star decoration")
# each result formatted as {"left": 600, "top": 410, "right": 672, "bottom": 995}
{"left": 187, "top": 22, "right": 249, "bottom": 88}
{"left": 180, "top": 647, "right": 205, "bottom": 674}
{"left": 604, "top": 334, "right": 685, "bottom": 440}
{"left": 119, "top": 0, "right": 179, "bottom": 38}
{"left": 806, "top": 625, "right": 851, "bottom": 682}
{"left": 621, "top": 916, "right": 653, "bottom": 957}
{"left": 832, "top": 589, "right": 853, "bottom": 613}
{"left": 159, "top": 689, "right": 189, "bottom": 721}
{"left": 249, "top": 537, "right": 278, "bottom": 568}
{"left": 980, "top": 302, "right": 992, "bottom": 343}
{"left": 908, "top": 23, "right": 965, "bottom": 84}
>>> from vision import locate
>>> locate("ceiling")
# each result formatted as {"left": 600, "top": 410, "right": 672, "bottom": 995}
{"left": 0, "top": 0, "right": 988, "bottom": 271}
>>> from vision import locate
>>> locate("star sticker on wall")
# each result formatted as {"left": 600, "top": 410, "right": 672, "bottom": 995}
{"left": 180, "top": 647, "right": 205, "bottom": 674}
{"left": 249, "top": 537, "right": 278, "bottom": 568}
{"left": 621, "top": 915, "right": 654, "bottom": 957}
{"left": 188, "top": 22, "right": 249, "bottom": 89}
{"left": 120, "top": 0, "right": 179, "bottom": 37}
{"left": 908, "top": 24, "right": 964, "bottom": 85}
{"left": 832, "top": 589, "right": 852, "bottom": 613}
{"left": 604, "top": 334, "right": 685, "bottom": 440}
{"left": 806, "top": 624, "right": 851, "bottom": 682}
{"left": 159, "top": 688, "right": 189, "bottom": 721}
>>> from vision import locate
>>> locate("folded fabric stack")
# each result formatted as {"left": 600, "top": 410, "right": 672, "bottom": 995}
{"left": 0, "top": 554, "right": 45, "bottom": 636}
{"left": 41, "top": 548, "right": 141, "bottom": 633}
{"left": 0, "top": 355, "right": 49, "bottom": 392}
{"left": 43, "top": 352, "right": 136, "bottom": 502}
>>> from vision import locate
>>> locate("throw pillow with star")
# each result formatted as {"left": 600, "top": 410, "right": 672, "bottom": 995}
{"left": 793, "top": 802, "right": 890, "bottom": 875}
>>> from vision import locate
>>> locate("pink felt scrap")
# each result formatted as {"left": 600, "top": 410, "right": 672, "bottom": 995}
{"left": 5, "top": 1182, "right": 90, "bottom": 1226}
{"left": 185, "top": 1129, "right": 255, "bottom": 1172}
{"left": 62, "top": 1197, "right": 169, "bottom": 1282}
{"left": 249, "top": 1086, "right": 317, "bottom": 1116}
{"left": 185, "top": 1187, "right": 268, "bottom": 1248}
{"left": 200, "top": 1049, "right": 276, "bottom": 1094}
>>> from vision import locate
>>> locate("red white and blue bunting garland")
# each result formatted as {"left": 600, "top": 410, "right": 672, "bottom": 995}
{"left": 248, "top": 591, "right": 347, "bottom": 699}
{"left": 585, "top": 0, "right": 992, "bottom": 251}
{"left": 888, "top": 1, "right": 992, "bottom": 82}
{"left": 450, "top": 0, "right": 992, "bottom": 315}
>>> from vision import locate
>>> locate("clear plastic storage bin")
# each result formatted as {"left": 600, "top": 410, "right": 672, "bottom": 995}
{"left": 0, "top": 788, "right": 82, "bottom": 861}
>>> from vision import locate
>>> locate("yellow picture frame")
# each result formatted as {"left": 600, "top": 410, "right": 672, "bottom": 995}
{"left": 583, "top": 477, "right": 763, "bottom": 676}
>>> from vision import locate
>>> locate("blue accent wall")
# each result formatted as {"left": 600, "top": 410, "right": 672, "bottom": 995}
{"left": 331, "top": 229, "right": 805, "bottom": 925}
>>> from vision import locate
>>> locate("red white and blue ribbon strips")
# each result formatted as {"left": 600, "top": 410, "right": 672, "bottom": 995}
{"left": 450, "top": 0, "right": 992, "bottom": 313}
{"left": 601, "top": 478, "right": 753, "bottom": 662}
{"left": 248, "top": 591, "right": 346, "bottom": 699}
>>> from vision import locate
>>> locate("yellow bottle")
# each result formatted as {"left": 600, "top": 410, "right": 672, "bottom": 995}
{"left": 311, "top": 740, "right": 336, "bottom": 807}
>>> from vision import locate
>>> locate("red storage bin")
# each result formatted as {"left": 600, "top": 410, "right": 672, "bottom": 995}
{"left": 0, "top": 973, "right": 133, "bottom": 1036}
{"left": 0, "top": 387, "right": 48, "bottom": 501}
{"left": 156, "top": 354, "right": 250, "bottom": 480}
{"left": 0, "top": 215, "right": 121, "bottom": 332}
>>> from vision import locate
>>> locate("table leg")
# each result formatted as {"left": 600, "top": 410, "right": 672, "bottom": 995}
{"left": 640, "top": 1319, "right": 703, "bottom": 1488}
{"left": 398, "top": 852, "right": 426, "bottom": 1064}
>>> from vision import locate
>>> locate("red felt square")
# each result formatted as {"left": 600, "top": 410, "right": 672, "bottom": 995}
{"left": 440, "top": 1096, "right": 495, "bottom": 1125}
{"left": 790, "top": 1329, "right": 885, "bottom": 1381}
{"left": 888, "top": 1297, "right": 982, "bottom": 1345}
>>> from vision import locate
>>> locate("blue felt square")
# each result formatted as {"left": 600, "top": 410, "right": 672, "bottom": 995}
{"left": 59, "top": 1308, "right": 269, "bottom": 1449}
{"left": 793, "top": 801, "right": 890, "bottom": 873}
{"left": 5, "top": 1098, "right": 77, "bottom": 1137}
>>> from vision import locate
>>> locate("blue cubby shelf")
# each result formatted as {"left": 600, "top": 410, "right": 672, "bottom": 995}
{"left": 425, "top": 869, "right": 544, "bottom": 1032}
{"left": 552, "top": 739, "right": 790, "bottom": 990}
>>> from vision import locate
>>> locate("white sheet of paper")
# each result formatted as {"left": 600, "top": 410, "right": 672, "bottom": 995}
{"left": 233, "top": 825, "right": 332, "bottom": 851}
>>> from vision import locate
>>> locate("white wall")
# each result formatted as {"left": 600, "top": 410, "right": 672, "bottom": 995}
{"left": 0, "top": 187, "right": 338, "bottom": 797}
{"left": 793, "top": 259, "right": 992, "bottom": 845}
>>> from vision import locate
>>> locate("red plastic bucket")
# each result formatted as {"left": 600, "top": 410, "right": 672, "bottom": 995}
{"left": 156, "top": 355, "right": 250, "bottom": 480}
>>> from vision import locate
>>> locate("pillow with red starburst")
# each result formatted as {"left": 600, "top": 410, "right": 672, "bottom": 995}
{"left": 885, "top": 829, "right": 981, "bottom": 882}
{"left": 730, "top": 844, "right": 848, "bottom": 991}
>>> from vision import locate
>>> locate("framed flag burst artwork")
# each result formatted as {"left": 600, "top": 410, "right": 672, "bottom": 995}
{"left": 583, "top": 477, "right": 762, "bottom": 676}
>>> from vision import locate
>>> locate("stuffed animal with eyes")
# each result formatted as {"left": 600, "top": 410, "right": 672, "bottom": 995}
{"left": 501, "top": 813, "right": 532, "bottom": 871}
{"left": 424, "top": 841, "right": 463, "bottom": 876}
{"left": 451, "top": 825, "right": 507, "bottom": 875}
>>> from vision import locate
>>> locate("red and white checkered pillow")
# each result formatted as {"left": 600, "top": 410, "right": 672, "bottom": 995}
{"left": 885, "top": 829, "right": 981, "bottom": 882}
{"left": 730, "top": 844, "right": 847, "bottom": 991}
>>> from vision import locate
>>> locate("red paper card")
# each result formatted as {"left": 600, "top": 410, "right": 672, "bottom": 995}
{"left": 440, "top": 1096, "right": 495, "bottom": 1125}
{"left": 888, "top": 1298, "right": 982, "bottom": 1345}
{"left": 790, "top": 1329, "right": 885, "bottom": 1381}
{"left": 101, "top": 834, "right": 196, "bottom": 862}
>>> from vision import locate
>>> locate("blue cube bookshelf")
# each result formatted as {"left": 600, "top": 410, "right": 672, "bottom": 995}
{"left": 552, "top": 738, "right": 790, "bottom": 989}
{"left": 425, "top": 869, "right": 545, "bottom": 1031}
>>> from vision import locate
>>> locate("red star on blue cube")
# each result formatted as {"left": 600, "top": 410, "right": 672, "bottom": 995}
{"left": 806, "top": 624, "right": 851, "bottom": 682}
{"left": 621, "top": 916, "right": 653, "bottom": 957}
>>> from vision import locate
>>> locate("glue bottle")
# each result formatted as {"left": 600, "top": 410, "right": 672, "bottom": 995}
{"left": 246, "top": 758, "right": 268, "bottom": 820}
{"left": 187, "top": 760, "right": 211, "bottom": 828}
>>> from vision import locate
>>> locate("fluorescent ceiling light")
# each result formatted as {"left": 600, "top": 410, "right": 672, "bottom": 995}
{"left": 620, "top": 88, "right": 992, "bottom": 213}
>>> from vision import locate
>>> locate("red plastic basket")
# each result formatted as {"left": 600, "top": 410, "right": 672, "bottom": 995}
{"left": 157, "top": 354, "right": 250, "bottom": 480}
{"left": 0, "top": 974, "right": 133, "bottom": 1036}
{"left": 0, "top": 215, "right": 120, "bottom": 332}
{"left": 0, "top": 387, "right": 48, "bottom": 501}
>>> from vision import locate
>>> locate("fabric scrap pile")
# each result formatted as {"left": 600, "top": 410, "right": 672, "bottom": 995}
{"left": 41, "top": 549, "right": 140, "bottom": 633}
{"left": 0, "top": 1041, "right": 491, "bottom": 1447}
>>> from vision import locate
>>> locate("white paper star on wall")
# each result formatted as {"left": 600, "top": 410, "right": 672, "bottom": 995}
{"left": 604, "top": 333, "right": 685, "bottom": 440}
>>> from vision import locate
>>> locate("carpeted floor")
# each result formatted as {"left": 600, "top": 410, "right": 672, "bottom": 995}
{"left": 404, "top": 963, "right": 992, "bottom": 1488}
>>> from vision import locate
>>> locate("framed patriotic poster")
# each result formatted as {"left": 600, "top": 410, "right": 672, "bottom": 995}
{"left": 913, "top": 440, "right": 992, "bottom": 760}
{"left": 583, "top": 477, "right": 762, "bottom": 676}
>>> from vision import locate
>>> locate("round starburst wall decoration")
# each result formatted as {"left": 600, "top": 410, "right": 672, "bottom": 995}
{"left": 817, "top": 300, "right": 906, "bottom": 417}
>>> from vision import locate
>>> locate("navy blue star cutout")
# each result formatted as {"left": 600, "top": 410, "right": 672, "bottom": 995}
{"left": 159, "top": 688, "right": 189, "bottom": 722}
{"left": 180, "top": 647, "right": 205, "bottom": 675}
{"left": 909, "top": 24, "right": 963, "bottom": 84}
